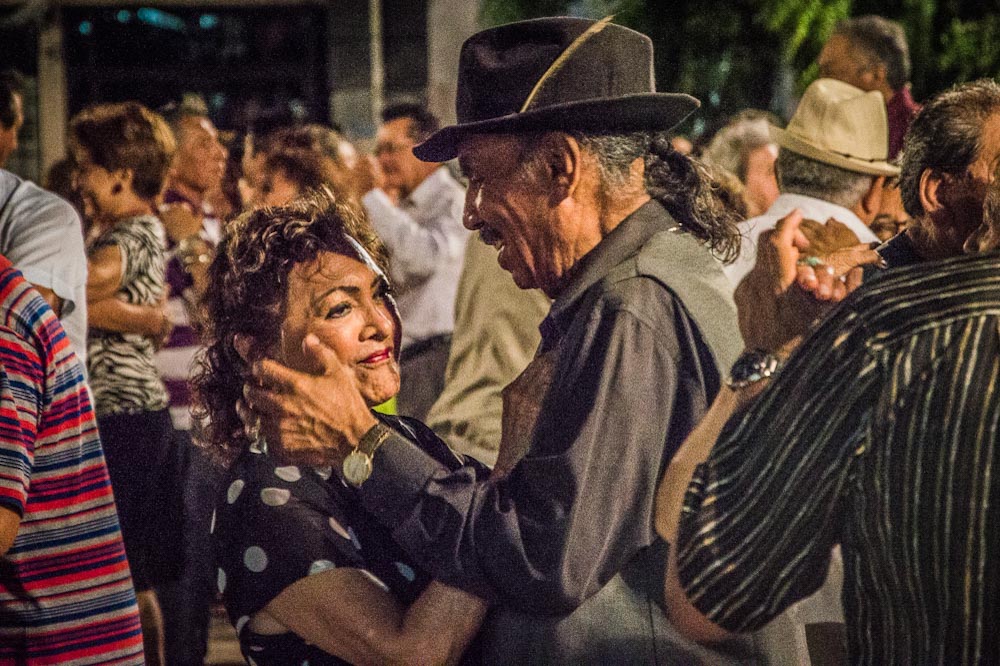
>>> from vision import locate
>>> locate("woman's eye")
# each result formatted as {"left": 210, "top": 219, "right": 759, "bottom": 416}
{"left": 325, "top": 303, "right": 350, "bottom": 319}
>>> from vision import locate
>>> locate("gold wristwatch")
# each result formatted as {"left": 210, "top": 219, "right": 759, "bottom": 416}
{"left": 342, "top": 422, "right": 393, "bottom": 488}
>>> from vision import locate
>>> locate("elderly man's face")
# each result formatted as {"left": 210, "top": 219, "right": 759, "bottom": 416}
{"left": 939, "top": 112, "right": 1000, "bottom": 241}
{"left": 818, "top": 35, "right": 878, "bottom": 92}
{"left": 458, "top": 133, "right": 578, "bottom": 297}
{"left": 964, "top": 165, "right": 1000, "bottom": 254}
{"left": 173, "top": 116, "right": 227, "bottom": 194}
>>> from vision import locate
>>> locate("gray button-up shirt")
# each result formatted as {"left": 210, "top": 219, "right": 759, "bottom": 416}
{"left": 359, "top": 200, "right": 750, "bottom": 662}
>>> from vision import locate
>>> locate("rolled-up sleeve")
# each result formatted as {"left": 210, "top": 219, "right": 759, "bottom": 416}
{"left": 361, "top": 277, "right": 702, "bottom": 613}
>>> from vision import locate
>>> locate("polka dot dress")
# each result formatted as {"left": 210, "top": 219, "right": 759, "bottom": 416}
{"left": 213, "top": 416, "right": 438, "bottom": 666}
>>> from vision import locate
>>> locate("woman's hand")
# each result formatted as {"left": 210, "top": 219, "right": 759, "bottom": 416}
{"left": 240, "top": 333, "right": 377, "bottom": 467}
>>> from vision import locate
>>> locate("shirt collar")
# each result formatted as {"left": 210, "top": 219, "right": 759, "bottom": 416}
{"left": 403, "top": 166, "right": 451, "bottom": 210}
{"left": 542, "top": 199, "right": 678, "bottom": 339}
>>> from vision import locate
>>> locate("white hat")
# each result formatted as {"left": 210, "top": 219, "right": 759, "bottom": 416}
{"left": 770, "top": 78, "right": 900, "bottom": 177}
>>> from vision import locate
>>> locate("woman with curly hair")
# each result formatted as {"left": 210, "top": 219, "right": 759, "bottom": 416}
{"left": 69, "top": 101, "right": 182, "bottom": 665}
{"left": 195, "top": 193, "right": 486, "bottom": 665}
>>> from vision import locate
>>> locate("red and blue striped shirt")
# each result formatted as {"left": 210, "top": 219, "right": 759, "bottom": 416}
{"left": 0, "top": 256, "right": 144, "bottom": 664}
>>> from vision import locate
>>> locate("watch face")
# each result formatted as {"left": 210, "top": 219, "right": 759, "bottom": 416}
{"left": 727, "top": 349, "right": 780, "bottom": 387}
{"left": 342, "top": 450, "right": 373, "bottom": 487}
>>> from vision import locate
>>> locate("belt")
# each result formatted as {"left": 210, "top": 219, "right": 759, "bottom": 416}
{"left": 400, "top": 334, "right": 452, "bottom": 361}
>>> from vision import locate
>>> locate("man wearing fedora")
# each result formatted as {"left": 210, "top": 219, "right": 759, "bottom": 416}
{"left": 244, "top": 16, "right": 758, "bottom": 664}
{"left": 723, "top": 77, "right": 899, "bottom": 288}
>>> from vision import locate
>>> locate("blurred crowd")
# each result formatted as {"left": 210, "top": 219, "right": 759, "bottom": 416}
{"left": 1, "top": 11, "right": 998, "bottom": 666}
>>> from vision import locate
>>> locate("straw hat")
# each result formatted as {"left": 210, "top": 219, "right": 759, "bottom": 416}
{"left": 770, "top": 78, "right": 900, "bottom": 176}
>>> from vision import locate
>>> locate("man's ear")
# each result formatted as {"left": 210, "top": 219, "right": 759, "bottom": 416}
{"left": 918, "top": 168, "right": 945, "bottom": 214}
{"left": 538, "top": 132, "right": 582, "bottom": 204}
{"left": 858, "top": 175, "right": 886, "bottom": 223}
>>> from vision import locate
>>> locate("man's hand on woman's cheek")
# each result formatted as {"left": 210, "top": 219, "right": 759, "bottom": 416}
{"left": 236, "top": 333, "right": 377, "bottom": 466}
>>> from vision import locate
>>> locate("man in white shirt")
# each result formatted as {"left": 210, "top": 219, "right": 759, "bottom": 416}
{"left": 362, "top": 103, "right": 468, "bottom": 419}
{"left": 0, "top": 169, "right": 88, "bottom": 363}
{"left": 724, "top": 78, "right": 900, "bottom": 287}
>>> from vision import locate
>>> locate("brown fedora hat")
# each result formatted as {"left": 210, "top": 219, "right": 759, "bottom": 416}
{"left": 414, "top": 16, "right": 699, "bottom": 163}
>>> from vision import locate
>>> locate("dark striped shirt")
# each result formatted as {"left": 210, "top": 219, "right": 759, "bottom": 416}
{"left": 676, "top": 251, "right": 1000, "bottom": 664}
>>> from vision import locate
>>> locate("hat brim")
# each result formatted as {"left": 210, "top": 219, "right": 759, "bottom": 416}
{"left": 414, "top": 93, "right": 699, "bottom": 162}
{"left": 769, "top": 125, "right": 900, "bottom": 177}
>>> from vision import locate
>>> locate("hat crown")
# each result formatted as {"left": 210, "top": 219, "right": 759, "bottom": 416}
{"left": 785, "top": 78, "right": 889, "bottom": 163}
{"left": 456, "top": 17, "right": 656, "bottom": 124}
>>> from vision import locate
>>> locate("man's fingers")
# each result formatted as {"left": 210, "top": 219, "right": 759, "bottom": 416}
{"left": 763, "top": 208, "right": 805, "bottom": 288}
{"left": 243, "top": 381, "right": 293, "bottom": 417}
{"left": 234, "top": 334, "right": 254, "bottom": 363}
{"left": 823, "top": 246, "right": 881, "bottom": 277}
{"left": 798, "top": 263, "right": 837, "bottom": 300}
{"left": 773, "top": 209, "right": 805, "bottom": 252}
{"left": 252, "top": 357, "right": 311, "bottom": 393}
{"left": 302, "top": 333, "right": 348, "bottom": 376}
{"left": 844, "top": 266, "right": 865, "bottom": 294}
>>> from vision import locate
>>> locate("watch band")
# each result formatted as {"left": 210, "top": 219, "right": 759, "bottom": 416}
{"left": 726, "top": 349, "right": 782, "bottom": 389}
{"left": 342, "top": 421, "right": 393, "bottom": 488}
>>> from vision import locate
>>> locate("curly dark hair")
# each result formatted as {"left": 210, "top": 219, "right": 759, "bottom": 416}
{"left": 192, "top": 192, "right": 390, "bottom": 465}
{"left": 643, "top": 133, "right": 744, "bottom": 263}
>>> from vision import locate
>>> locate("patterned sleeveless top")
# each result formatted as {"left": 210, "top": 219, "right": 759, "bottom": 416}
{"left": 87, "top": 214, "right": 170, "bottom": 416}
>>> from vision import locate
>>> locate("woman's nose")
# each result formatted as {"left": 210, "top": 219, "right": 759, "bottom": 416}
{"left": 363, "top": 302, "right": 393, "bottom": 341}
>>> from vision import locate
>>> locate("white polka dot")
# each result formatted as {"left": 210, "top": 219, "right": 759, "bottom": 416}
{"left": 209, "top": 509, "right": 216, "bottom": 535}
{"left": 314, "top": 466, "right": 332, "bottom": 481}
{"left": 359, "top": 569, "right": 390, "bottom": 593}
{"left": 216, "top": 568, "right": 227, "bottom": 593}
{"left": 394, "top": 562, "right": 416, "bottom": 582}
{"left": 248, "top": 658, "right": 259, "bottom": 666}
{"left": 347, "top": 526, "right": 363, "bottom": 551}
{"left": 235, "top": 615, "right": 250, "bottom": 634}
{"left": 302, "top": 661, "right": 310, "bottom": 666}
{"left": 274, "top": 466, "right": 301, "bottom": 482}
{"left": 308, "top": 560, "right": 336, "bottom": 576}
{"left": 244, "top": 546, "right": 268, "bottom": 573}
{"left": 260, "top": 487, "right": 291, "bottom": 506}
{"left": 249, "top": 644, "right": 264, "bottom": 652}
{"left": 328, "top": 516, "right": 351, "bottom": 540}
{"left": 227, "top": 479, "right": 245, "bottom": 504}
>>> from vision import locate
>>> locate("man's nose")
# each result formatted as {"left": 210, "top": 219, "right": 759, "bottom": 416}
{"left": 463, "top": 193, "right": 482, "bottom": 230}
